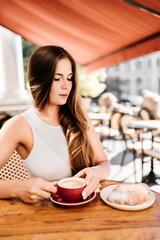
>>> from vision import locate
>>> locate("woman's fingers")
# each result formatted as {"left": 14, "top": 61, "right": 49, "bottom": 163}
{"left": 82, "top": 177, "right": 98, "bottom": 200}
{"left": 38, "top": 190, "right": 51, "bottom": 200}
{"left": 74, "top": 169, "right": 86, "bottom": 178}
{"left": 84, "top": 169, "right": 94, "bottom": 184}
{"left": 74, "top": 168, "right": 93, "bottom": 184}
{"left": 52, "top": 181, "right": 58, "bottom": 186}
{"left": 18, "top": 178, "right": 59, "bottom": 203}
{"left": 78, "top": 168, "right": 99, "bottom": 200}
{"left": 40, "top": 179, "right": 58, "bottom": 194}
{"left": 74, "top": 168, "right": 99, "bottom": 200}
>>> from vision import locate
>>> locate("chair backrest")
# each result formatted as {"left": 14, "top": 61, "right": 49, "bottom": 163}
{"left": 109, "top": 112, "right": 122, "bottom": 130}
{"left": 0, "top": 150, "right": 28, "bottom": 180}
{"left": 119, "top": 114, "right": 135, "bottom": 132}
{"left": 138, "top": 108, "right": 153, "bottom": 120}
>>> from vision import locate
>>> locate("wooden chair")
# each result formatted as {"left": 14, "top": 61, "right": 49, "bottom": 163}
{"left": 105, "top": 111, "right": 123, "bottom": 150}
{"left": 109, "top": 112, "right": 122, "bottom": 134}
{"left": 139, "top": 107, "right": 160, "bottom": 143}
{"left": 94, "top": 111, "right": 123, "bottom": 151}
{"left": 119, "top": 114, "right": 152, "bottom": 182}
{"left": 0, "top": 117, "right": 28, "bottom": 180}
{"left": 0, "top": 150, "right": 28, "bottom": 180}
{"left": 138, "top": 108, "right": 153, "bottom": 120}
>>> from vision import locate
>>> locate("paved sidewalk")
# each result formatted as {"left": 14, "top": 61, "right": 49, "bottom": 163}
{"left": 103, "top": 139, "right": 160, "bottom": 193}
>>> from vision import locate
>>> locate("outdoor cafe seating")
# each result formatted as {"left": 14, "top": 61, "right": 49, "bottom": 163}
{"left": 94, "top": 107, "right": 160, "bottom": 183}
{"left": 124, "top": 119, "right": 160, "bottom": 183}
{"left": 142, "top": 126, "right": 160, "bottom": 183}
{"left": 93, "top": 111, "right": 123, "bottom": 151}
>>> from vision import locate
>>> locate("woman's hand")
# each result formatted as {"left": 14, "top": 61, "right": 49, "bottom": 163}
{"left": 74, "top": 167, "right": 99, "bottom": 200}
{"left": 15, "top": 178, "right": 57, "bottom": 203}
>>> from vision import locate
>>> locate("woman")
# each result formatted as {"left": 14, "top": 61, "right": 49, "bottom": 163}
{"left": 0, "top": 46, "right": 110, "bottom": 203}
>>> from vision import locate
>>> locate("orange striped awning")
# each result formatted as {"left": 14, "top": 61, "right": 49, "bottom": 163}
{"left": 0, "top": 0, "right": 160, "bottom": 72}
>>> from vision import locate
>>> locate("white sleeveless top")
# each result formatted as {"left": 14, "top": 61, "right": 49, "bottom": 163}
{"left": 22, "top": 108, "right": 72, "bottom": 181}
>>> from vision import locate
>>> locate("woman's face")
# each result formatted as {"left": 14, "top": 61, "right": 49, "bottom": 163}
{"left": 49, "top": 58, "right": 73, "bottom": 106}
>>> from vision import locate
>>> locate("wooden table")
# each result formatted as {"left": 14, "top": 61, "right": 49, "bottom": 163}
{"left": 88, "top": 112, "right": 111, "bottom": 126}
{"left": 0, "top": 180, "right": 160, "bottom": 240}
{"left": 88, "top": 112, "right": 110, "bottom": 121}
{"left": 127, "top": 120, "right": 160, "bottom": 131}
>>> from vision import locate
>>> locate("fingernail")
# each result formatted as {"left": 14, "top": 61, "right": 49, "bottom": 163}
{"left": 52, "top": 181, "right": 58, "bottom": 185}
{"left": 82, "top": 191, "right": 87, "bottom": 200}
{"left": 86, "top": 181, "right": 89, "bottom": 185}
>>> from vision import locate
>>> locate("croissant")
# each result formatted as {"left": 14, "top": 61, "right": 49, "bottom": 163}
{"left": 107, "top": 183, "right": 150, "bottom": 205}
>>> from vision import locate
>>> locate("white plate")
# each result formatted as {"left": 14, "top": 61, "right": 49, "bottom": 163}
{"left": 100, "top": 185, "right": 155, "bottom": 211}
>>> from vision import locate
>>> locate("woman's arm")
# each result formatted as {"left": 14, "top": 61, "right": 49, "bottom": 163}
{"left": 0, "top": 178, "right": 57, "bottom": 203}
{"left": 75, "top": 113, "right": 110, "bottom": 199}
{"left": 0, "top": 116, "right": 57, "bottom": 203}
{"left": 92, "top": 160, "right": 110, "bottom": 181}
{"left": 0, "top": 116, "right": 20, "bottom": 169}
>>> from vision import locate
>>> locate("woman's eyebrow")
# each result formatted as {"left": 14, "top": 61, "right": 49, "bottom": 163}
{"left": 55, "top": 73, "right": 73, "bottom": 76}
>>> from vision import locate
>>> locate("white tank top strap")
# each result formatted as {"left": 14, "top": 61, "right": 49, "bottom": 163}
{"left": 21, "top": 110, "right": 34, "bottom": 129}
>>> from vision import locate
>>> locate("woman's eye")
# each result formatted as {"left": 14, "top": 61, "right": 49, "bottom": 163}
{"left": 67, "top": 77, "right": 73, "bottom": 81}
{"left": 54, "top": 78, "right": 60, "bottom": 81}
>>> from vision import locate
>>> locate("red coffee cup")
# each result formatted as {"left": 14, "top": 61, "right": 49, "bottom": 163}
{"left": 55, "top": 177, "right": 86, "bottom": 202}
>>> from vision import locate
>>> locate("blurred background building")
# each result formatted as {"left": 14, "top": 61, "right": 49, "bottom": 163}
{"left": 106, "top": 51, "right": 160, "bottom": 105}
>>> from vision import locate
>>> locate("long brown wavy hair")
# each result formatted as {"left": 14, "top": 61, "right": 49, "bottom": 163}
{"left": 28, "top": 45, "right": 95, "bottom": 174}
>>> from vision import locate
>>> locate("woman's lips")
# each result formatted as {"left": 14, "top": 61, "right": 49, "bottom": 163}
{"left": 59, "top": 94, "right": 68, "bottom": 97}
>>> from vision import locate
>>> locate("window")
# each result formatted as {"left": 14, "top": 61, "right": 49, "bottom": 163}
{"left": 136, "top": 78, "right": 141, "bottom": 84}
{"left": 135, "top": 61, "right": 141, "bottom": 69}
{"left": 157, "top": 59, "right": 160, "bottom": 67}
{"left": 148, "top": 59, "right": 151, "bottom": 68}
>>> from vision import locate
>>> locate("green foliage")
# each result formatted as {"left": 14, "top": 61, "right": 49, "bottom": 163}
{"left": 77, "top": 65, "right": 107, "bottom": 98}
{"left": 22, "top": 39, "right": 38, "bottom": 93}
{"left": 22, "top": 39, "right": 38, "bottom": 71}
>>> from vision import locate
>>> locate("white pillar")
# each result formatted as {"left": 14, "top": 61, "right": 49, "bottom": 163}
{"left": 0, "top": 26, "right": 31, "bottom": 105}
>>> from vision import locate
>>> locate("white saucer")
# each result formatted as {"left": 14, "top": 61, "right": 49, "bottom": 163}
{"left": 50, "top": 192, "right": 96, "bottom": 206}
{"left": 100, "top": 185, "right": 155, "bottom": 211}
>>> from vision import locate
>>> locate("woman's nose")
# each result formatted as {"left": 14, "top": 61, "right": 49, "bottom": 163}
{"left": 61, "top": 79, "right": 68, "bottom": 89}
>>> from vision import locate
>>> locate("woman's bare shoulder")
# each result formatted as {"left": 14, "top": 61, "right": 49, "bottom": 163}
{"left": 0, "top": 114, "right": 33, "bottom": 161}
{"left": 3, "top": 114, "right": 27, "bottom": 127}
{"left": 1, "top": 114, "right": 31, "bottom": 137}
